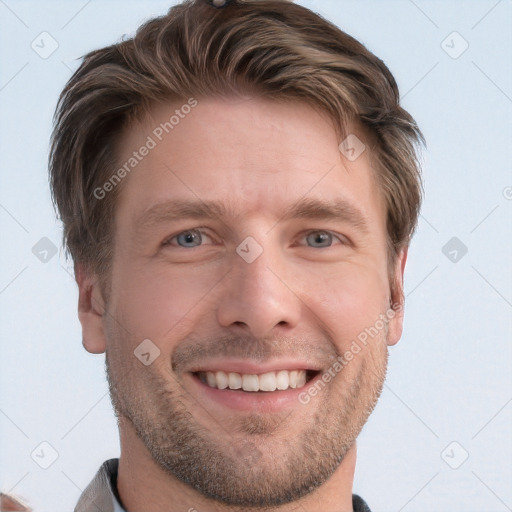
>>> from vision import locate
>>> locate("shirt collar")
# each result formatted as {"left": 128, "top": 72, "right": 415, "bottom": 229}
{"left": 75, "top": 459, "right": 125, "bottom": 512}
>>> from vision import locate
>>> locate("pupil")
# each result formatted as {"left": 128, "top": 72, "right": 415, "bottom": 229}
{"left": 179, "top": 231, "right": 200, "bottom": 246}
{"left": 310, "top": 231, "right": 330, "bottom": 247}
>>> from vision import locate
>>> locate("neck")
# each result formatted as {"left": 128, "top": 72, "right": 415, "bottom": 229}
{"left": 117, "top": 420, "right": 357, "bottom": 512}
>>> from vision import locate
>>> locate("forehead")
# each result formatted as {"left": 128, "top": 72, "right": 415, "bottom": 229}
{"left": 114, "top": 96, "right": 386, "bottom": 231}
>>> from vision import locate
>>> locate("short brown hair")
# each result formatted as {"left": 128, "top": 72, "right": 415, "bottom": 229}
{"left": 49, "top": 0, "right": 423, "bottom": 297}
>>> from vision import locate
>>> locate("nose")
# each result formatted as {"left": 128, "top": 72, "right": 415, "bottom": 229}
{"left": 216, "top": 243, "right": 302, "bottom": 338}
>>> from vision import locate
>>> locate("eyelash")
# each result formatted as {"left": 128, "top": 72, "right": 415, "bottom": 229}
{"left": 162, "top": 228, "right": 349, "bottom": 248}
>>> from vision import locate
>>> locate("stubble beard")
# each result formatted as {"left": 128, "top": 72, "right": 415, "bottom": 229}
{"left": 105, "top": 335, "right": 388, "bottom": 509}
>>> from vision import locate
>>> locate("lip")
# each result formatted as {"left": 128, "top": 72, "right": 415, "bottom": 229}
{"left": 187, "top": 358, "right": 323, "bottom": 375}
{"left": 185, "top": 369, "right": 322, "bottom": 413}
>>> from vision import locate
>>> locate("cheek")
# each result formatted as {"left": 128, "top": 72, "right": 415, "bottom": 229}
{"left": 302, "top": 263, "right": 390, "bottom": 345}
{"left": 109, "top": 260, "right": 223, "bottom": 343}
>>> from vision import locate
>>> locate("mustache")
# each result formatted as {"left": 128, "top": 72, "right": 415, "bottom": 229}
{"left": 171, "top": 333, "right": 337, "bottom": 372}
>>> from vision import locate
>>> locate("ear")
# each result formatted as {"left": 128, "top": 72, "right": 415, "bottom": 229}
{"left": 76, "top": 264, "right": 107, "bottom": 354}
{"left": 387, "top": 246, "right": 408, "bottom": 346}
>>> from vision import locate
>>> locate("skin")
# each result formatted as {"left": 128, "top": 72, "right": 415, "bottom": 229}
{"left": 77, "top": 96, "right": 407, "bottom": 512}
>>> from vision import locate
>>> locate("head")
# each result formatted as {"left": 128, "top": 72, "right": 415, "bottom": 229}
{"left": 50, "top": 0, "right": 423, "bottom": 507}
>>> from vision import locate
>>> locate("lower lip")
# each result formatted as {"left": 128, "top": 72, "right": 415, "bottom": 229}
{"left": 186, "top": 372, "right": 320, "bottom": 413}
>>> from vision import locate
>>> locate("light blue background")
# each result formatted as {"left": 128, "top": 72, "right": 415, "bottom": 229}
{"left": 1, "top": 1, "right": 511, "bottom": 510}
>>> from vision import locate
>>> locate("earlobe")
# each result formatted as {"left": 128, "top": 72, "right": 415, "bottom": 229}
{"left": 76, "top": 264, "right": 107, "bottom": 354}
{"left": 387, "top": 246, "right": 408, "bottom": 346}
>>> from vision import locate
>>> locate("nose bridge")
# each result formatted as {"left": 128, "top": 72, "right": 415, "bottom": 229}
{"left": 216, "top": 239, "right": 300, "bottom": 337}
{"left": 236, "top": 247, "right": 279, "bottom": 299}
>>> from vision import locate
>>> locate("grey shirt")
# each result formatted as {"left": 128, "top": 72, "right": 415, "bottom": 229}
{"left": 75, "top": 459, "right": 372, "bottom": 512}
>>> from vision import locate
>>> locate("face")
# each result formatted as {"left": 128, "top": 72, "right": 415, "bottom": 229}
{"left": 80, "top": 96, "right": 406, "bottom": 507}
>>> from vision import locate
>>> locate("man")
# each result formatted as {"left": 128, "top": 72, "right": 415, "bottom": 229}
{"left": 49, "top": 0, "right": 423, "bottom": 510}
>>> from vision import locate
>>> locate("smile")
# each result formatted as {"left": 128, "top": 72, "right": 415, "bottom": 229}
{"left": 186, "top": 360, "right": 323, "bottom": 412}
{"left": 195, "top": 369, "right": 318, "bottom": 392}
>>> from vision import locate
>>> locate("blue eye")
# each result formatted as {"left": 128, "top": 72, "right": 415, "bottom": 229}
{"left": 165, "top": 229, "right": 345, "bottom": 250}
{"left": 305, "top": 231, "right": 339, "bottom": 248}
{"left": 175, "top": 230, "right": 204, "bottom": 247}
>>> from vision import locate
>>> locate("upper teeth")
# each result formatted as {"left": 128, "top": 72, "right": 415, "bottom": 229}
{"left": 200, "top": 370, "right": 307, "bottom": 392}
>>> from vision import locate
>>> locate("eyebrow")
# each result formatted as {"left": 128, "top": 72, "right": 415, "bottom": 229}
{"left": 134, "top": 197, "right": 370, "bottom": 234}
